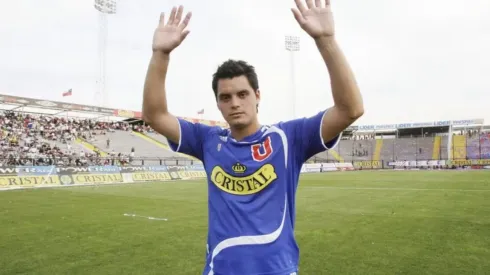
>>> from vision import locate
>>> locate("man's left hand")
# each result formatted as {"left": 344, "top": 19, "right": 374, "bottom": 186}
{"left": 292, "top": 0, "right": 334, "bottom": 39}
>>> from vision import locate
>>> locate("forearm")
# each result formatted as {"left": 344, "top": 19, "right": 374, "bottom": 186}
{"left": 316, "top": 37, "right": 364, "bottom": 118}
{"left": 142, "top": 52, "right": 171, "bottom": 122}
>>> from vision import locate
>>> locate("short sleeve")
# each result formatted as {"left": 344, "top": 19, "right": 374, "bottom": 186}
{"left": 167, "top": 118, "right": 212, "bottom": 161}
{"left": 281, "top": 109, "right": 341, "bottom": 163}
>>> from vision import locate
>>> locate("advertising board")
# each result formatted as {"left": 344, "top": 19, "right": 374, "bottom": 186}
{"left": 0, "top": 165, "right": 206, "bottom": 191}
{"left": 353, "top": 161, "right": 382, "bottom": 169}
{"left": 0, "top": 166, "right": 61, "bottom": 189}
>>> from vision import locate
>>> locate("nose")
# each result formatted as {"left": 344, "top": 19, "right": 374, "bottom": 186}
{"left": 230, "top": 96, "right": 240, "bottom": 109}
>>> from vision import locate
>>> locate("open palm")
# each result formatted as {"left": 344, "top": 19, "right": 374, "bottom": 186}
{"left": 153, "top": 6, "right": 192, "bottom": 54}
{"left": 292, "top": 0, "right": 334, "bottom": 39}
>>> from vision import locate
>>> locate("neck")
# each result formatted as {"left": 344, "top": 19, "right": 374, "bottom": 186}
{"left": 230, "top": 120, "right": 261, "bottom": 141}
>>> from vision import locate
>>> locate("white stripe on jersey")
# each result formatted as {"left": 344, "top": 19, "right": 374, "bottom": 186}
{"left": 208, "top": 194, "right": 288, "bottom": 275}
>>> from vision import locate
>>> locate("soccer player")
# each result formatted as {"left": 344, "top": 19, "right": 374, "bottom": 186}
{"left": 142, "top": 0, "right": 363, "bottom": 274}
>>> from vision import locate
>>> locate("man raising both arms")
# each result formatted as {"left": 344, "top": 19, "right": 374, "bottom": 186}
{"left": 142, "top": 0, "right": 364, "bottom": 274}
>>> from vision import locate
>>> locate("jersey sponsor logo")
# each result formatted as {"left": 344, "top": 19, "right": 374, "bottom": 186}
{"left": 210, "top": 164, "right": 277, "bottom": 195}
{"left": 251, "top": 136, "right": 273, "bottom": 162}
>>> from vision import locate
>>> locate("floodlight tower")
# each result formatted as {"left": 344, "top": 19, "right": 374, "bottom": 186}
{"left": 285, "top": 35, "right": 300, "bottom": 119}
{"left": 94, "top": 0, "right": 117, "bottom": 107}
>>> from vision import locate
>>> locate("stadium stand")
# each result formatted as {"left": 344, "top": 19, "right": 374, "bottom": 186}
{"left": 0, "top": 94, "right": 230, "bottom": 166}
{"left": 312, "top": 120, "right": 490, "bottom": 168}
{"left": 1, "top": 93, "right": 489, "bottom": 168}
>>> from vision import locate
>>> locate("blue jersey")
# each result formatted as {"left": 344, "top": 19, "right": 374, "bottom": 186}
{"left": 168, "top": 110, "right": 340, "bottom": 275}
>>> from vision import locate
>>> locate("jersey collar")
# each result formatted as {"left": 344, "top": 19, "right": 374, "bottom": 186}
{"left": 226, "top": 125, "right": 268, "bottom": 144}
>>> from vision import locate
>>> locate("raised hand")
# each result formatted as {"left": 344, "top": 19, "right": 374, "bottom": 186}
{"left": 292, "top": 0, "right": 334, "bottom": 39}
{"left": 152, "top": 5, "right": 192, "bottom": 54}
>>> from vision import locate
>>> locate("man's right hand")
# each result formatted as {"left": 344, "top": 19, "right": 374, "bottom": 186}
{"left": 143, "top": 5, "right": 192, "bottom": 147}
{"left": 153, "top": 5, "right": 192, "bottom": 54}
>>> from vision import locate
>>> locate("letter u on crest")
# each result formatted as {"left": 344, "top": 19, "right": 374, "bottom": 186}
{"left": 251, "top": 136, "right": 273, "bottom": 162}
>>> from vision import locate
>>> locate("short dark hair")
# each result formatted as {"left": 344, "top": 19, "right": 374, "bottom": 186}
{"left": 212, "top": 60, "right": 259, "bottom": 98}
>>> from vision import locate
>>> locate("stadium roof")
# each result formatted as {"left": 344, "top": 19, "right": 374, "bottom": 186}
{"left": 348, "top": 118, "right": 485, "bottom": 132}
{"left": 0, "top": 93, "right": 228, "bottom": 127}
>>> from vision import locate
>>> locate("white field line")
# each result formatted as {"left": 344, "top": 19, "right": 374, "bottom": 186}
{"left": 123, "top": 213, "right": 168, "bottom": 221}
{"left": 304, "top": 186, "right": 490, "bottom": 192}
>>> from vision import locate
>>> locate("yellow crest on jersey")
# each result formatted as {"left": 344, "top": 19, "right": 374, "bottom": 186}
{"left": 210, "top": 164, "right": 277, "bottom": 195}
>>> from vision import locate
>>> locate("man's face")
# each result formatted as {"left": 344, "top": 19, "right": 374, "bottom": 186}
{"left": 216, "top": 75, "right": 260, "bottom": 129}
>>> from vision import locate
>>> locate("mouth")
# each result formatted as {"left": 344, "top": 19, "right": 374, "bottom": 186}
{"left": 229, "top": 112, "right": 244, "bottom": 118}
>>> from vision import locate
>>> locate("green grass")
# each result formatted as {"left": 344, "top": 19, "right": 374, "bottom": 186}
{"left": 1, "top": 170, "right": 490, "bottom": 275}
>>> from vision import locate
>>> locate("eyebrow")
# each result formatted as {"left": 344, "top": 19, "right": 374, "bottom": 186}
{"left": 219, "top": 90, "right": 249, "bottom": 97}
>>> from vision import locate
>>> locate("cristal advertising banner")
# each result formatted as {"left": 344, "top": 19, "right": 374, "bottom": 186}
{"left": 0, "top": 166, "right": 60, "bottom": 188}
{"left": 0, "top": 166, "right": 24, "bottom": 175}
{"left": 0, "top": 165, "right": 206, "bottom": 190}
{"left": 353, "top": 161, "right": 382, "bottom": 169}
{"left": 446, "top": 159, "right": 490, "bottom": 166}
{"left": 119, "top": 165, "right": 168, "bottom": 174}
{"left": 386, "top": 159, "right": 490, "bottom": 167}
{"left": 57, "top": 166, "right": 120, "bottom": 175}
{"left": 388, "top": 160, "right": 447, "bottom": 167}
{"left": 300, "top": 163, "right": 355, "bottom": 173}
{"left": 0, "top": 166, "right": 57, "bottom": 175}
{"left": 321, "top": 163, "right": 339, "bottom": 172}
{"left": 181, "top": 165, "right": 207, "bottom": 178}
{"left": 55, "top": 165, "right": 123, "bottom": 185}
{"left": 166, "top": 165, "right": 185, "bottom": 180}
{"left": 302, "top": 163, "right": 322, "bottom": 173}
{"left": 186, "top": 164, "right": 204, "bottom": 171}
{"left": 121, "top": 165, "right": 171, "bottom": 183}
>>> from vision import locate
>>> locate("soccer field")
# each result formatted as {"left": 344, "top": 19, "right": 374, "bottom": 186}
{"left": 1, "top": 171, "right": 489, "bottom": 275}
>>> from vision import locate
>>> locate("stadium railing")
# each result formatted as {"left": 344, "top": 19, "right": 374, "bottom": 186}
{"left": 0, "top": 156, "right": 200, "bottom": 167}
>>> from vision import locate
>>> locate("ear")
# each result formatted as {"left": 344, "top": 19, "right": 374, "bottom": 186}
{"left": 255, "top": 89, "right": 261, "bottom": 113}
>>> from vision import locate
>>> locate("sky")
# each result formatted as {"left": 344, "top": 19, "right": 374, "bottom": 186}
{"left": 0, "top": 0, "right": 489, "bottom": 126}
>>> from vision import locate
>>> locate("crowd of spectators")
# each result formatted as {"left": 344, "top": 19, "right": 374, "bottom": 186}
{"left": 0, "top": 111, "right": 141, "bottom": 167}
